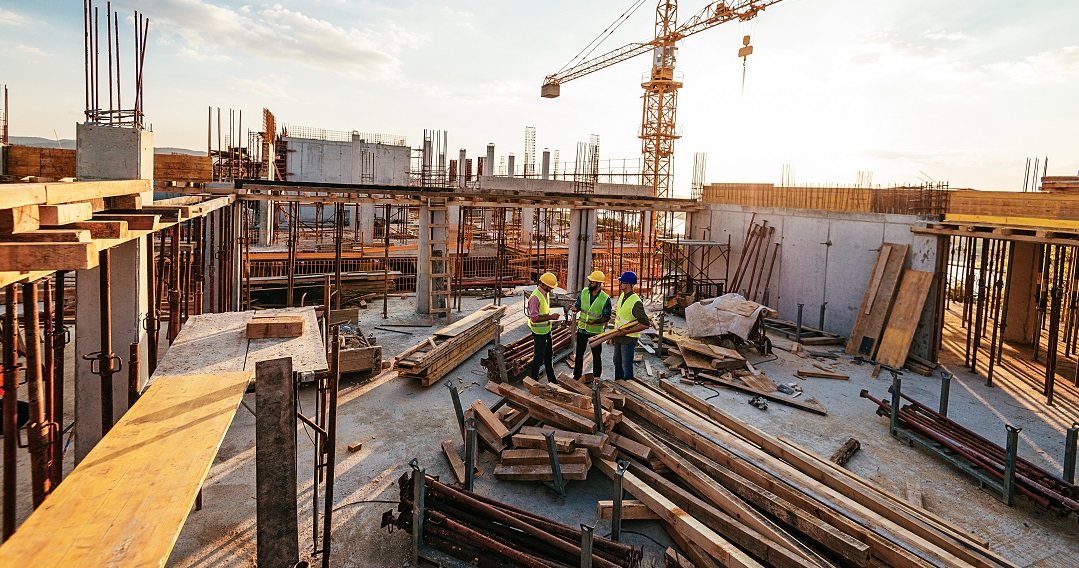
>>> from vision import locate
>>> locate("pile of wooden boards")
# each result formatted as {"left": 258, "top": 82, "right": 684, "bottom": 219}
{"left": 605, "top": 378, "right": 1020, "bottom": 568}
{"left": 394, "top": 304, "right": 506, "bottom": 386}
{"left": 847, "top": 243, "right": 936, "bottom": 372}
{"left": 479, "top": 325, "right": 573, "bottom": 382}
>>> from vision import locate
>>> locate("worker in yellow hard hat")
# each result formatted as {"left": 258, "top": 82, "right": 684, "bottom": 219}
{"left": 527, "top": 271, "right": 562, "bottom": 384}
{"left": 570, "top": 270, "right": 611, "bottom": 381}
{"left": 605, "top": 271, "right": 649, "bottom": 381}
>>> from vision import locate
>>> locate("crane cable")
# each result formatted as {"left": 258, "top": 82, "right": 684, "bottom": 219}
{"left": 557, "top": 0, "right": 651, "bottom": 74}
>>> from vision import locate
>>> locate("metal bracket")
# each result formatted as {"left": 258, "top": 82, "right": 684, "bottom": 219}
{"left": 82, "top": 351, "right": 122, "bottom": 375}
{"left": 544, "top": 431, "right": 566, "bottom": 498}
{"left": 611, "top": 460, "right": 628, "bottom": 542}
{"left": 51, "top": 325, "right": 71, "bottom": 347}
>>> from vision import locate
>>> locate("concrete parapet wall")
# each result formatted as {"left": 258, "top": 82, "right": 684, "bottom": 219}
{"left": 691, "top": 203, "right": 941, "bottom": 358}
{"left": 477, "top": 175, "right": 652, "bottom": 197}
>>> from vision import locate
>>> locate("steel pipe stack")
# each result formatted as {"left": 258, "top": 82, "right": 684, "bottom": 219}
{"left": 862, "top": 390, "right": 1079, "bottom": 515}
{"left": 385, "top": 469, "right": 641, "bottom": 568}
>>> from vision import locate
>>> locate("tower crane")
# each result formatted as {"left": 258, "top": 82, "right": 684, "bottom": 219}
{"left": 542, "top": 0, "right": 785, "bottom": 201}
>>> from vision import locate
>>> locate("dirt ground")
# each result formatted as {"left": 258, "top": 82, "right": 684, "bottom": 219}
{"left": 3, "top": 294, "right": 1078, "bottom": 567}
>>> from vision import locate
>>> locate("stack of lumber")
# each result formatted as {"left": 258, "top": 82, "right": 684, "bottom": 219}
{"left": 603, "top": 378, "right": 1019, "bottom": 568}
{"left": 479, "top": 325, "right": 572, "bottom": 381}
{"left": 3, "top": 146, "right": 76, "bottom": 179}
{"left": 153, "top": 153, "right": 213, "bottom": 182}
{"left": 394, "top": 304, "right": 506, "bottom": 386}
{"left": 387, "top": 469, "right": 642, "bottom": 567}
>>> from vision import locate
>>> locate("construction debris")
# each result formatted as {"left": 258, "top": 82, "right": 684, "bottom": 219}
{"left": 480, "top": 324, "right": 572, "bottom": 382}
{"left": 394, "top": 304, "right": 507, "bottom": 386}
{"left": 829, "top": 437, "right": 860, "bottom": 467}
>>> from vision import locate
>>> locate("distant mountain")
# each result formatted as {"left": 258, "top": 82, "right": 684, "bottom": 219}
{"left": 7, "top": 136, "right": 205, "bottom": 156}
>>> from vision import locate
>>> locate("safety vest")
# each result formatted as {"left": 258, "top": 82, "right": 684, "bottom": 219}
{"left": 577, "top": 289, "right": 610, "bottom": 335}
{"left": 615, "top": 292, "right": 642, "bottom": 339}
{"left": 526, "top": 288, "right": 551, "bottom": 335}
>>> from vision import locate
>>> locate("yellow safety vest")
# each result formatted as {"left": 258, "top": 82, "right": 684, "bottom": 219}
{"left": 526, "top": 288, "right": 551, "bottom": 335}
{"left": 577, "top": 289, "right": 610, "bottom": 335}
{"left": 615, "top": 292, "right": 642, "bottom": 339}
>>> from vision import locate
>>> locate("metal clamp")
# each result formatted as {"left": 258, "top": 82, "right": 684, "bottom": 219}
{"left": 51, "top": 325, "right": 71, "bottom": 347}
{"left": 82, "top": 351, "right": 123, "bottom": 375}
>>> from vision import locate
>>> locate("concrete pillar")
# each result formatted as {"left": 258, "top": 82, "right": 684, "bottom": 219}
{"left": 566, "top": 209, "right": 598, "bottom": 294}
{"left": 520, "top": 150, "right": 550, "bottom": 245}
{"left": 507, "top": 154, "right": 516, "bottom": 178}
{"left": 258, "top": 142, "right": 275, "bottom": 246}
{"left": 485, "top": 144, "right": 495, "bottom": 177}
{"left": 1004, "top": 240, "right": 1038, "bottom": 343}
{"left": 458, "top": 148, "right": 467, "bottom": 187}
{"left": 73, "top": 123, "right": 153, "bottom": 464}
{"left": 416, "top": 203, "right": 449, "bottom": 315}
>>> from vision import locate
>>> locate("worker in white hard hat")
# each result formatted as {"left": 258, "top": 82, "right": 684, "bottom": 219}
{"left": 570, "top": 270, "right": 612, "bottom": 381}
{"left": 527, "top": 271, "right": 562, "bottom": 384}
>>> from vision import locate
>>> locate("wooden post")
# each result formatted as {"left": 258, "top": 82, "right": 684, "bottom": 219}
{"left": 255, "top": 357, "right": 298, "bottom": 568}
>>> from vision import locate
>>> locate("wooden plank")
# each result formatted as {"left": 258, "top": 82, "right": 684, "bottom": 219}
{"left": 105, "top": 194, "right": 143, "bottom": 210}
{"left": 608, "top": 432, "right": 652, "bottom": 462}
{"left": 0, "top": 183, "right": 48, "bottom": 210}
{"left": 597, "top": 500, "right": 661, "bottom": 520}
{"left": 493, "top": 462, "right": 589, "bottom": 481}
{"left": 92, "top": 213, "right": 160, "bottom": 231}
{"left": 664, "top": 546, "right": 698, "bottom": 568}
{"left": 442, "top": 440, "right": 467, "bottom": 484}
{"left": 846, "top": 244, "right": 908, "bottom": 357}
{"left": 0, "top": 371, "right": 251, "bottom": 567}
{"left": 523, "top": 376, "right": 591, "bottom": 408}
{"left": 698, "top": 372, "right": 827, "bottom": 415}
{"left": 43, "top": 179, "right": 151, "bottom": 205}
{"left": 38, "top": 202, "right": 93, "bottom": 226}
{"left": 501, "top": 448, "right": 591, "bottom": 465}
{"left": 511, "top": 433, "right": 575, "bottom": 452}
{"left": 245, "top": 308, "right": 328, "bottom": 374}
{"left": 874, "top": 270, "right": 934, "bottom": 368}
{"left": 796, "top": 369, "right": 849, "bottom": 380}
{"left": 54, "top": 220, "right": 128, "bottom": 239}
{"left": 517, "top": 426, "right": 608, "bottom": 450}
{"left": 0, "top": 229, "right": 90, "bottom": 243}
{"left": 255, "top": 358, "right": 299, "bottom": 568}
{"left": 467, "top": 409, "right": 507, "bottom": 454}
{"left": 0, "top": 205, "right": 39, "bottom": 234}
{"left": 495, "top": 383, "right": 596, "bottom": 433}
{"left": 471, "top": 399, "right": 510, "bottom": 442}
{"left": 246, "top": 315, "right": 305, "bottom": 338}
{"left": 594, "top": 459, "right": 764, "bottom": 568}
{"left": 0, "top": 242, "right": 98, "bottom": 271}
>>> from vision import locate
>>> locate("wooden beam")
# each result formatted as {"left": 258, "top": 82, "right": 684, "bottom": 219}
{"left": 0, "top": 242, "right": 98, "bottom": 271}
{"left": 0, "top": 205, "right": 39, "bottom": 234}
{"left": 470, "top": 400, "right": 510, "bottom": 443}
{"left": 38, "top": 202, "right": 93, "bottom": 226}
{"left": 92, "top": 214, "right": 159, "bottom": 231}
{"left": 441, "top": 440, "right": 467, "bottom": 484}
{"left": 0, "top": 184, "right": 47, "bottom": 210}
{"left": 0, "top": 229, "right": 91, "bottom": 243}
{"left": 597, "top": 499, "right": 660, "bottom": 520}
{"left": 104, "top": 194, "right": 142, "bottom": 210}
{"left": 53, "top": 220, "right": 129, "bottom": 239}
{"left": 43, "top": 179, "right": 151, "bottom": 205}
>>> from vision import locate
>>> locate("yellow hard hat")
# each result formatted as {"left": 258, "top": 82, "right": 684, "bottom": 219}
{"left": 539, "top": 272, "right": 558, "bottom": 288}
{"left": 587, "top": 270, "right": 605, "bottom": 283}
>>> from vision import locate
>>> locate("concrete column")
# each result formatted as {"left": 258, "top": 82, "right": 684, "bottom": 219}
{"left": 566, "top": 209, "right": 598, "bottom": 294}
{"left": 258, "top": 142, "right": 275, "bottom": 246}
{"left": 458, "top": 148, "right": 467, "bottom": 187}
{"left": 507, "top": 154, "right": 516, "bottom": 178}
{"left": 73, "top": 123, "right": 153, "bottom": 463}
{"left": 1004, "top": 240, "right": 1038, "bottom": 343}
{"left": 415, "top": 203, "right": 448, "bottom": 315}
{"left": 485, "top": 144, "right": 495, "bottom": 177}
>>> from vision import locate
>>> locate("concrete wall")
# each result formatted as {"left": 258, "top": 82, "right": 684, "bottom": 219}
{"left": 353, "top": 137, "right": 411, "bottom": 186}
{"left": 690, "top": 204, "right": 941, "bottom": 358}
{"left": 282, "top": 136, "right": 410, "bottom": 186}
{"left": 477, "top": 175, "right": 652, "bottom": 197}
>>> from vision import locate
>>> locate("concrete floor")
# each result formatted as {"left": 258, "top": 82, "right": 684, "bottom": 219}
{"left": 3, "top": 295, "right": 1077, "bottom": 566}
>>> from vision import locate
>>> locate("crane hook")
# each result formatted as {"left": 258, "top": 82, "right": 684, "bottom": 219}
{"left": 738, "top": 35, "right": 753, "bottom": 94}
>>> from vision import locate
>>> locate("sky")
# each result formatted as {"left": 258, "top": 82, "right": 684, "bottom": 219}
{"left": 2, "top": 0, "right": 1078, "bottom": 195}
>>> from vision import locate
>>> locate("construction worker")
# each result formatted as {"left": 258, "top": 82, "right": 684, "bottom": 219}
{"left": 570, "top": 270, "right": 612, "bottom": 381}
{"left": 608, "top": 271, "right": 649, "bottom": 381}
{"left": 527, "top": 271, "right": 562, "bottom": 385}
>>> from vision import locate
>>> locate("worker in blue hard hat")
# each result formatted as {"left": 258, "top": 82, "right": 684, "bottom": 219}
{"left": 570, "top": 270, "right": 612, "bottom": 381}
{"left": 605, "top": 271, "right": 649, "bottom": 381}
{"left": 527, "top": 272, "right": 562, "bottom": 384}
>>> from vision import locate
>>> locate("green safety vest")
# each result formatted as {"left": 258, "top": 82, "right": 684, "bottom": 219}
{"left": 614, "top": 292, "right": 643, "bottom": 339}
{"left": 577, "top": 289, "right": 610, "bottom": 335}
{"left": 526, "top": 288, "right": 551, "bottom": 335}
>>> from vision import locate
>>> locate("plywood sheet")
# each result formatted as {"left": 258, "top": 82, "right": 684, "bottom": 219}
{"left": 846, "top": 243, "right": 908, "bottom": 358}
{"left": 875, "top": 270, "right": 934, "bottom": 368}
{"left": 0, "top": 371, "right": 251, "bottom": 567}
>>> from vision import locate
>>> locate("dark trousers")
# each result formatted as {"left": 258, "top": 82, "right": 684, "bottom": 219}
{"left": 530, "top": 332, "right": 555, "bottom": 383}
{"left": 612, "top": 341, "right": 636, "bottom": 381}
{"left": 573, "top": 331, "right": 603, "bottom": 380}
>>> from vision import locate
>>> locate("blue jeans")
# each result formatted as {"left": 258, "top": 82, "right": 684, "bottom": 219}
{"left": 612, "top": 341, "right": 636, "bottom": 381}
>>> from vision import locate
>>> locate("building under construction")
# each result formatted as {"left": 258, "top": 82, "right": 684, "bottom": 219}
{"left": 0, "top": 1, "right": 1077, "bottom": 567}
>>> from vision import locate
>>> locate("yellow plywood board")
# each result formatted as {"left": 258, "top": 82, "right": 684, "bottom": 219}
{"left": 944, "top": 213, "right": 1079, "bottom": 231}
{"left": 0, "top": 371, "right": 252, "bottom": 567}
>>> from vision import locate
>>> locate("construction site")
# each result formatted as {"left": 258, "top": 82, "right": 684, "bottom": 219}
{"left": 1, "top": 1, "right": 1078, "bottom": 567}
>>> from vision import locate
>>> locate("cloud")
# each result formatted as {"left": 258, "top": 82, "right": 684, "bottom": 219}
{"left": 227, "top": 76, "right": 295, "bottom": 101}
{"left": 924, "top": 30, "right": 971, "bottom": 42}
{"left": 17, "top": 44, "right": 46, "bottom": 56}
{"left": 133, "top": 0, "right": 425, "bottom": 79}
{"left": 0, "top": 8, "right": 30, "bottom": 25}
{"left": 987, "top": 46, "right": 1079, "bottom": 84}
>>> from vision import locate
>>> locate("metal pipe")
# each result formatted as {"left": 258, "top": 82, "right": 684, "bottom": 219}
{"left": 2, "top": 285, "right": 17, "bottom": 540}
{"left": 128, "top": 343, "right": 140, "bottom": 406}
{"left": 99, "top": 249, "right": 116, "bottom": 434}
{"left": 334, "top": 203, "right": 343, "bottom": 310}
{"left": 320, "top": 326, "right": 340, "bottom": 568}
{"left": 52, "top": 271, "right": 66, "bottom": 486}
{"left": 42, "top": 278, "right": 58, "bottom": 488}
{"left": 795, "top": 303, "right": 804, "bottom": 346}
{"left": 444, "top": 381, "right": 465, "bottom": 443}
{"left": 464, "top": 418, "right": 476, "bottom": 492}
{"left": 818, "top": 302, "right": 827, "bottom": 331}
{"left": 1003, "top": 425, "right": 1021, "bottom": 506}
{"left": 580, "top": 524, "right": 594, "bottom": 568}
{"left": 22, "top": 281, "right": 51, "bottom": 507}
{"left": 1065, "top": 423, "right": 1078, "bottom": 484}
{"left": 611, "top": 460, "right": 627, "bottom": 543}
{"left": 592, "top": 384, "right": 603, "bottom": 434}
{"left": 411, "top": 465, "right": 424, "bottom": 567}
{"left": 938, "top": 369, "right": 952, "bottom": 417}
{"left": 544, "top": 432, "right": 565, "bottom": 498}
{"left": 145, "top": 237, "right": 158, "bottom": 373}
{"left": 889, "top": 373, "right": 901, "bottom": 437}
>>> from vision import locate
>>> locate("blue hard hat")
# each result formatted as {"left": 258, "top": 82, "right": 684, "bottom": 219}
{"left": 618, "top": 271, "right": 638, "bottom": 285}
